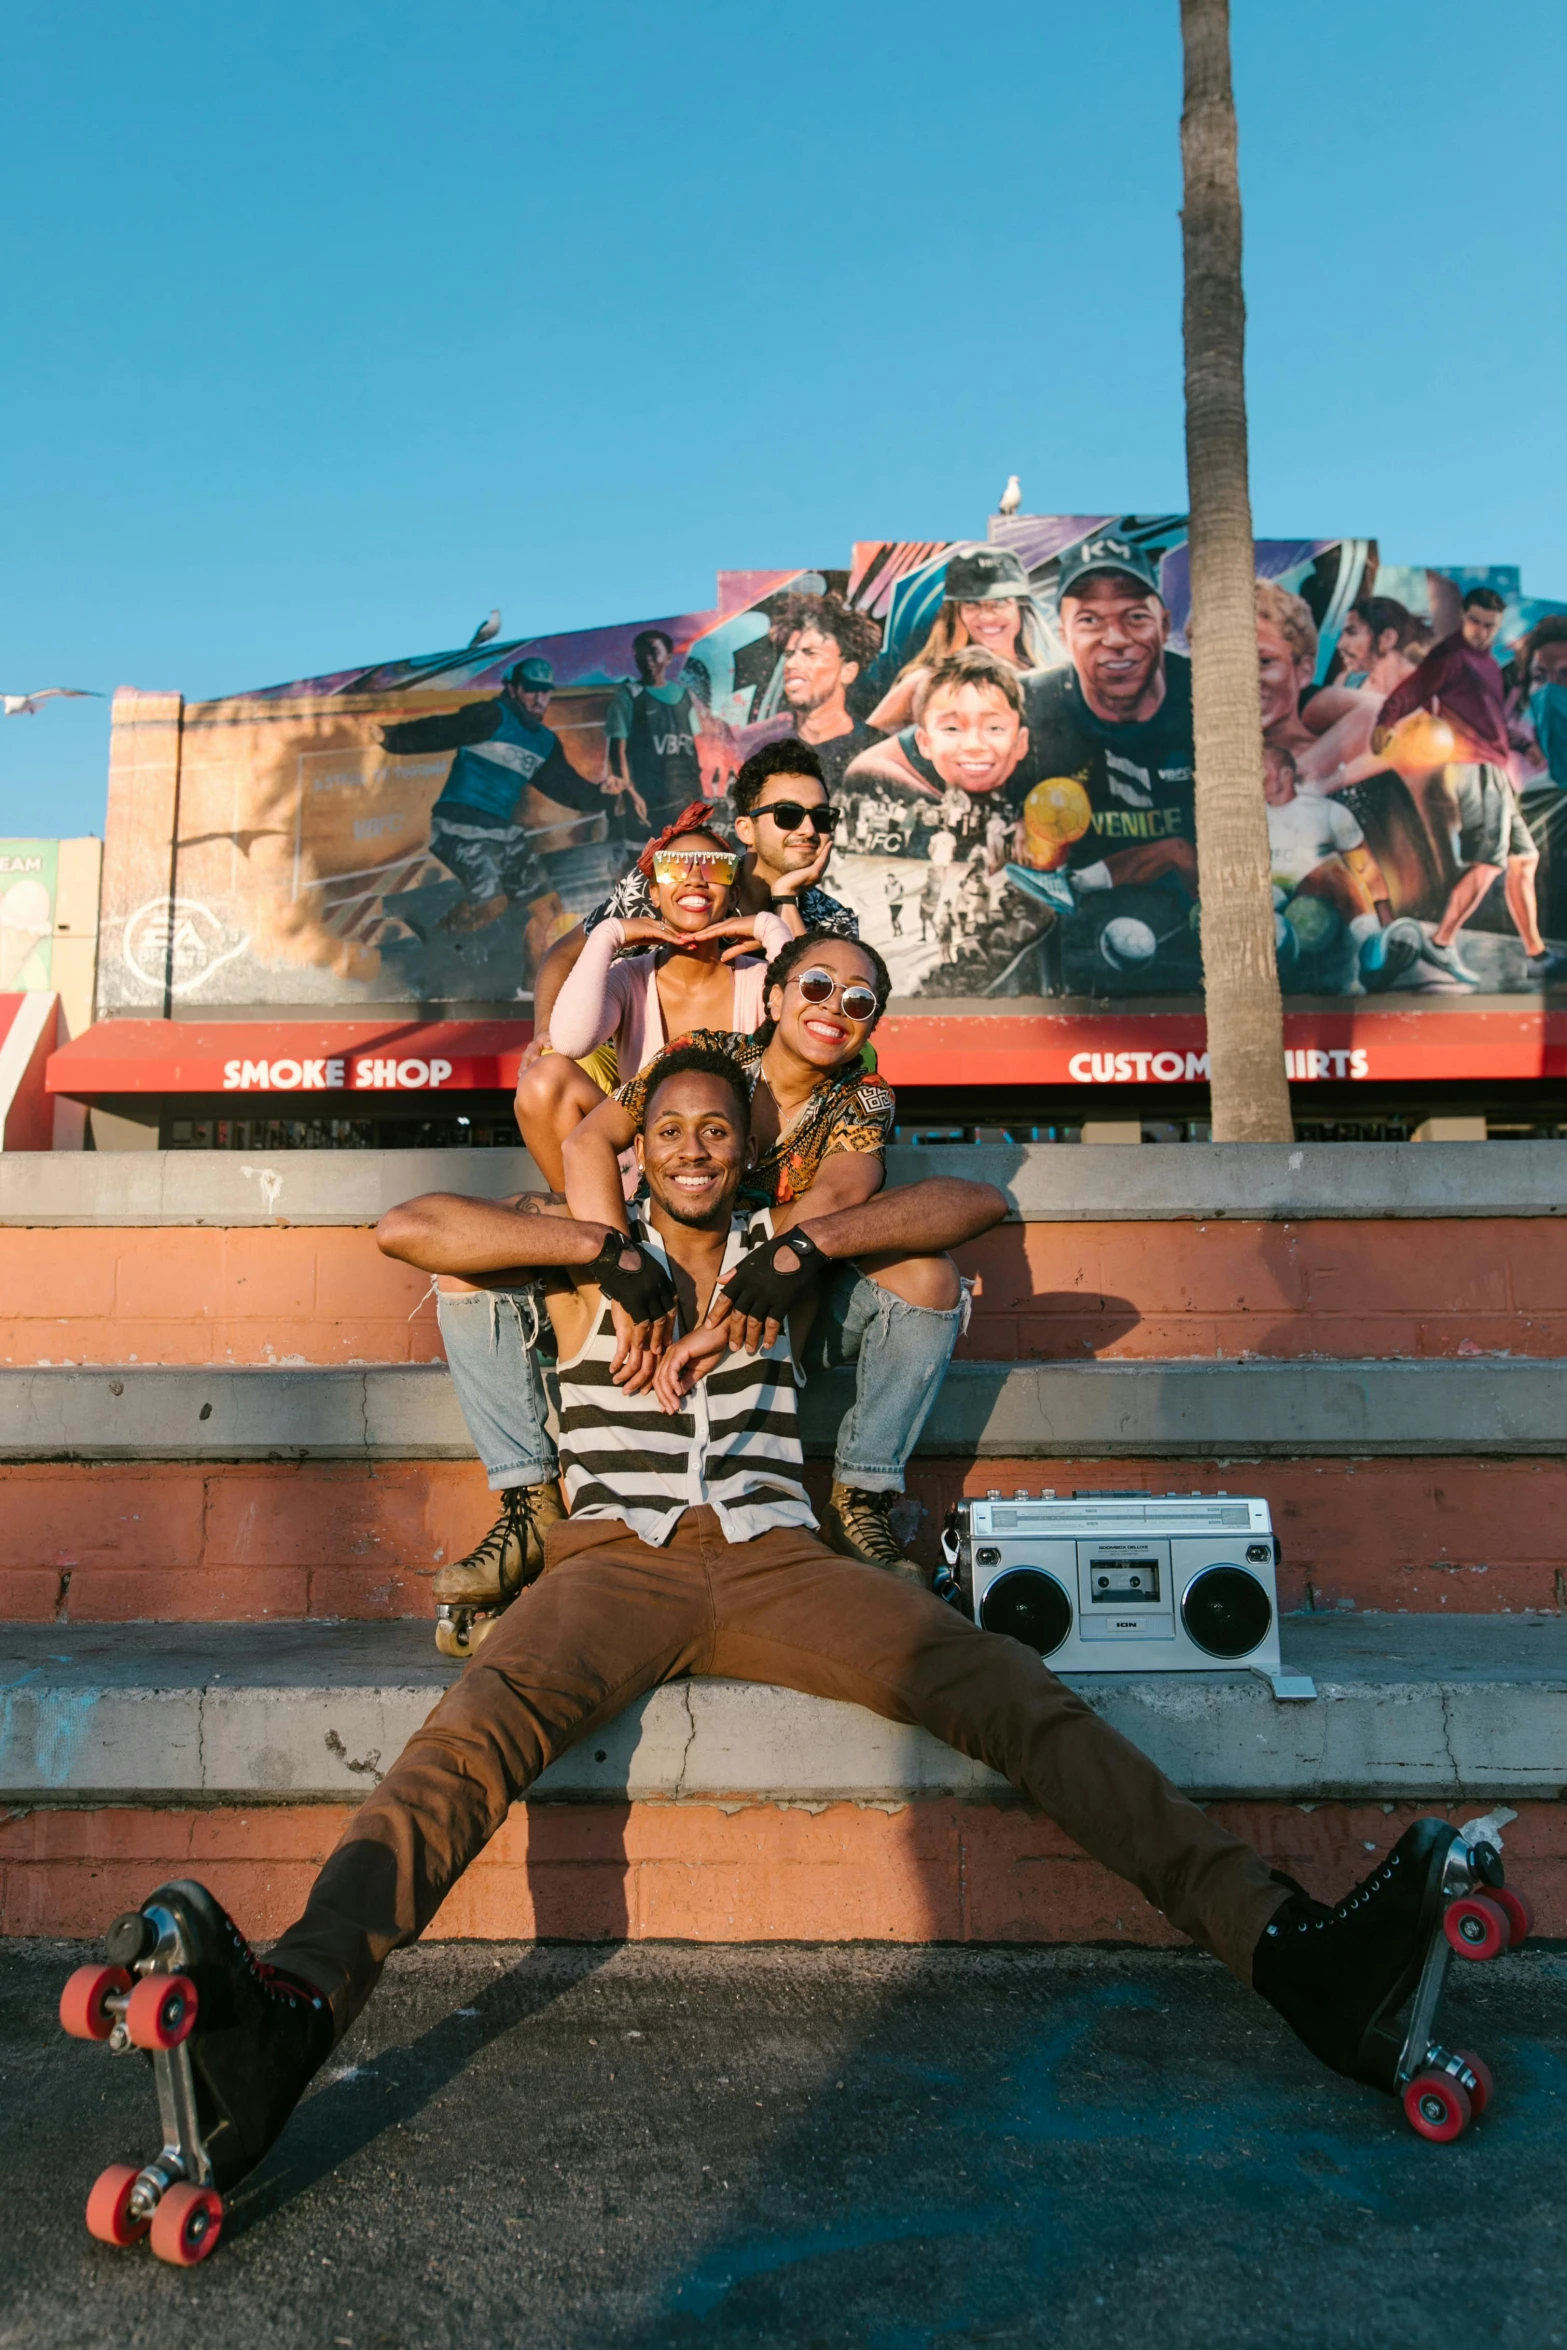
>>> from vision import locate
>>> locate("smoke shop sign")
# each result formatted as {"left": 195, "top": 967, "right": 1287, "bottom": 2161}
{"left": 221, "top": 1055, "right": 455, "bottom": 1090}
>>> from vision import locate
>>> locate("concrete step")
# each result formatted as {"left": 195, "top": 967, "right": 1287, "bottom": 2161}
{"left": 6, "top": 1140, "right": 1565, "bottom": 1225}
{"left": 4, "top": 1614, "right": 1563, "bottom": 1808}
{"left": 3, "top": 1358, "right": 1564, "bottom": 1461}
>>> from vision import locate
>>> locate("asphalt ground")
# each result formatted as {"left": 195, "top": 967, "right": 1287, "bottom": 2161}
{"left": 4, "top": 1939, "right": 1564, "bottom": 2350}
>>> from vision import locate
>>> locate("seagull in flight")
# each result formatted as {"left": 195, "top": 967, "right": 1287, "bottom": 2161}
{"left": 468, "top": 609, "right": 501, "bottom": 648}
{"left": 2, "top": 687, "right": 103, "bottom": 717}
{"left": 998, "top": 475, "right": 1022, "bottom": 517}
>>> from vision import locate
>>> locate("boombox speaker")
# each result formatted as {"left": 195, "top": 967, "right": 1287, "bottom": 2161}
{"left": 942, "top": 1490, "right": 1316, "bottom": 1702}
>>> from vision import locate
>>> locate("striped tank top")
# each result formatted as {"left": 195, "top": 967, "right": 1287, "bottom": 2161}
{"left": 556, "top": 1208, "right": 817, "bottom": 1547}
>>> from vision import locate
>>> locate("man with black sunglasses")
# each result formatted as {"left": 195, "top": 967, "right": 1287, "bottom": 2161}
{"left": 526, "top": 741, "right": 858, "bottom": 1060}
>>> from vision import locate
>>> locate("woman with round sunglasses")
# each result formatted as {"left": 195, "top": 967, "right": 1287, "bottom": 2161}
{"left": 514, "top": 805, "right": 792, "bottom": 1190}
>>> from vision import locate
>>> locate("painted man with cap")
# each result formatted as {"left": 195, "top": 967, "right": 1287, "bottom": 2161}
{"left": 381, "top": 657, "right": 608, "bottom": 936}
{"left": 1019, "top": 533, "right": 1198, "bottom": 892}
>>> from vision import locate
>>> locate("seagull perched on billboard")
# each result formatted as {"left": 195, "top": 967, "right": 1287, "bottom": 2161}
{"left": 998, "top": 475, "right": 1022, "bottom": 517}
{"left": 467, "top": 609, "right": 501, "bottom": 648}
{"left": 2, "top": 687, "right": 103, "bottom": 716}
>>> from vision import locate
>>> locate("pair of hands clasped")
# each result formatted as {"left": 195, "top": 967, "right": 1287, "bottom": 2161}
{"left": 592, "top": 1226, "right": 828, "bottom": 1413}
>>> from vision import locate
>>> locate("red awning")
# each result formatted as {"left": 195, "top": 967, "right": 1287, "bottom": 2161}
{"left": 46, "top": 1019, "right": 534, "bottom": 1099}
{"left": 44, "top": 1004, "right": 1567, "bottom": 1102}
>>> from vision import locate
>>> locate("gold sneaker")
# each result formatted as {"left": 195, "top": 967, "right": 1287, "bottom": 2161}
{"left": 432, "top": 1480, "right": 566, "bottom": 1658}
{"left": 820, "top": 1483, "right": 929, "bottom": 1591}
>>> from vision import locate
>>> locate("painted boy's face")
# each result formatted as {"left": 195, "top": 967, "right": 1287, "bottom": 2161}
{"left": 1461, "top": 605, "right": 1503, "bottom": 653}
{"left": 915, "top": 684, "right": 1028, "bottom": 795}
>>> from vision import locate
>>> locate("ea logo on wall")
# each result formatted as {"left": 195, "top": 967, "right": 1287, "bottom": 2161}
{"left": 123, "top": 897, "right": 250, "bottom": 998}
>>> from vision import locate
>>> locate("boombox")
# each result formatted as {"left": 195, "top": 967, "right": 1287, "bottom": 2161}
{"left": 940, "top": 1490, "right": 1316, "bottom": 1701}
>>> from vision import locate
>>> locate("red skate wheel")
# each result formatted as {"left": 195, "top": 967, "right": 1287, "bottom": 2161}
{"left": 149, "top": 2181, "right": 223, "bottom": 2266}
{"left": 1492, "top": 1886, "right": 1534, "bottom": 1946}
{"left": 1403, "top": 2070, "right": 1471, "bottom": 2143}
{"left": 60, "top": 1964, "right": 131, "bottom": 2042}
{"left": 1444, "top": 1892, "right": 1509, "bottom": 1962}
{"left": 85, "top": 2162, "right": 150, "bottom": 2247}
{"left": 1454, "top": 2051, "right": 1494, "bottom": 2116}
{"left": 124, "top": 1972, "right": 198, "bottom": 2051}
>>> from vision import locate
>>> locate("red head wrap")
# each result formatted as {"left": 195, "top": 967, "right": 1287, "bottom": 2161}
{"left": 635, "top": 801, "right": 738, "bottom": 879}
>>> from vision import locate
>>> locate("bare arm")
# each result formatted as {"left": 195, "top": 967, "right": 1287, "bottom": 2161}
{"left": 769, "top": 1148, "right": 884, "bottom": 1232}
{"left": 376, "top": 1191, "right": 612, "bottom": 1280}
{"left": 561, "top": 1090, "right": 641, "bottom": 1233}
{"left": 794, "top": 1172, "right": 1008, "bottom": 1261}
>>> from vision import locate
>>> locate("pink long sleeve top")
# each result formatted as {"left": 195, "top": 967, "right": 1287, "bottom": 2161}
{"left": 546, "top": 911, "right": 793, "bottom": 1075}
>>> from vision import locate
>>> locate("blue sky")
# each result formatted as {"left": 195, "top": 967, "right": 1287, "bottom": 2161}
{"left": 3, "top": 0, "right": 1563, "bottom": 839}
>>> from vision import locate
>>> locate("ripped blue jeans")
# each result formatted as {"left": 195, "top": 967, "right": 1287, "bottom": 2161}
{"left": 435, "top": 1265, "right": 966, "bottom": 1497}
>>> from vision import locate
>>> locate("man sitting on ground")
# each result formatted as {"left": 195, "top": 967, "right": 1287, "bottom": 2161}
{"left": 118, "top": 1045, "right": 1475, "bottom": 2203}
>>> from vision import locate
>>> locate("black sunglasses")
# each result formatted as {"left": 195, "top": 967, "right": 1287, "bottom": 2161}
{"left": 756, "top": 800, "right": 840, "bottom": 836}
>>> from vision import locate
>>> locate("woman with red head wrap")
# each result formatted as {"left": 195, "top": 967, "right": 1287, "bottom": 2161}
{"left": 513, "top": 809, "right": 791, "bottom": 1189}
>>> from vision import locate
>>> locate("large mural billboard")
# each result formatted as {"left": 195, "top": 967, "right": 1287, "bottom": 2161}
{"left": 96, "top": 511, "right": 1567, "bottom": 1027}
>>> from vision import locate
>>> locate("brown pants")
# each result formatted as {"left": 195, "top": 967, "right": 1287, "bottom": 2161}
{"left": 272, "top": 1508, "right": 1286, "bottom": 2032}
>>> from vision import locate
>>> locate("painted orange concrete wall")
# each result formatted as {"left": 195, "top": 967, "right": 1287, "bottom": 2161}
{"left": 6, "top": 1217, "right": 1567, "bottom": 1365}
{"left": 4, "top": 1799, "right": 1561, "bottom": 1943}
{"left": 2, "top": 1456, "right": 1562, "bottom": 1622}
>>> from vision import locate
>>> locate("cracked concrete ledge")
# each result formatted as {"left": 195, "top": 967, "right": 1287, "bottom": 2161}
{"left": 4, "top": 1140, "right": 1564, "bottom": 1227}
{"left": 1, "top": 1616, "right": 1562, "bottom": 1807}
{"left": 3, "top": 1358, "right": 1566, "bottom": 1461}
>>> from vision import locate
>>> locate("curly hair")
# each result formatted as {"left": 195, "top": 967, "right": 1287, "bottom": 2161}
{"left": 639, "top": 1041, "right": 751, "bottom": 1133}
{"left": 758, "top": 929, "right": 891, "bottom": 1043}
{"left": 732, "top": 738, "right": 827, "bottom": 815}
{"left": 1255, "top": 579, "right": 1319, "bottom": 670}
{"left": 770, "top": 590, "right": 883, "bottom": 677}
{"left": 1517, "top": 614, "right": 1567, "bottom": 682}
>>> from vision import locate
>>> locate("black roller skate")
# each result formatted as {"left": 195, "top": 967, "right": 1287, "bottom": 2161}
{"left": 59, "top": 1880, "right": 331, "bottom": 2264}
{"left": 1254, "top": 1814, "right": 1535, "bottom": 2142}
{"left": 431, "top": 1478, "right": 565, "bottom": 1659}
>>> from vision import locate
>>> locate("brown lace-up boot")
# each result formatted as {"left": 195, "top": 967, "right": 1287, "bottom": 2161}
{"left": 820, "top": 1483, "right": 929, "bottom": 1591}
{"left": 431, "top": 1480, "right": 565, "bottom": 1658}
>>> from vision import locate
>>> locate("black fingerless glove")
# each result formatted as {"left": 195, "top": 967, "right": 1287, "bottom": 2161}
{"left": 719, "top": 1227, "right": 829, "bottom": 1322}
{"left": 590, "top": 1229, "right": 677, "bottom": 1322}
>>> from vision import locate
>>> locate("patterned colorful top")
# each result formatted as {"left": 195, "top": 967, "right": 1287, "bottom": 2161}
{"left": 614, "top": 1027, "right": 895, "bottom": 1207}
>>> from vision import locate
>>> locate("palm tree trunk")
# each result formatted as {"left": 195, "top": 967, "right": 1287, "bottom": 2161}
{"left": 1180, "top": 0, "right": 1293, "bottom": 1141}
